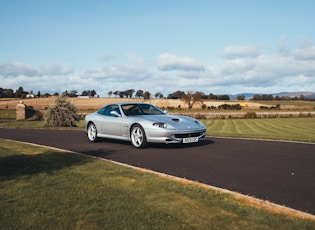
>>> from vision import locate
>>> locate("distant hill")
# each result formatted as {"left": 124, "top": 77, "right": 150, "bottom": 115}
{"left": 233, "top": 92, "right": 315, "bottom": 100}
{"left": 273, "top": 92, "right": 315, "bottom": 99}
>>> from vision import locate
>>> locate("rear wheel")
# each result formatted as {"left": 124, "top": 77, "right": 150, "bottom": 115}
{"left": 87, "top": 123, "right": 98, "bottom": 142}
{"left": 131, "top": 124, "right": 147, "bottom": 148}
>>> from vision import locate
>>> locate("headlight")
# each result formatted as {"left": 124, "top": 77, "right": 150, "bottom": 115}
{"left": 153, "top": 122, "right": 167, "bottom": 128}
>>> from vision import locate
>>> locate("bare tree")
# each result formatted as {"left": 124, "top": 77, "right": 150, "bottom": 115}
{"left": 180, "top": 91, "right": 203, "bottom": 109}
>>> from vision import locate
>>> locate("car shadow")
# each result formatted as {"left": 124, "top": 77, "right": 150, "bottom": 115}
{"left": 147, "top": 139, "right": 214, "bottom": 149}
{"left": 94, "top": 137, "right": 214, "bottom": 149}
{"left": 82, "top": 137, "right": 214, "bottom": 155}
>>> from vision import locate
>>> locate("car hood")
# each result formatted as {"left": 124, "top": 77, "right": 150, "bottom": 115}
{"left": 137, "top": 114, "right": 206, "bottom": 130}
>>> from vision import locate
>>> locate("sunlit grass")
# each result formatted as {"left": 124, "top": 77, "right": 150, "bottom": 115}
{"left": 203, "top": 117, "right": 315, "bottom": 142}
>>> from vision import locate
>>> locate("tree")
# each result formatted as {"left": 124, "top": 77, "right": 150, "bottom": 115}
{"left": 6, "top": 89, "right": 14, "bottom": 98}
{"left": 108, "top": 91, "right": 113, "bottom": 97}
{"left": 155, "top": 92, "right": 163, "bottom": 98}
{"left": 135, "top": 90, "right": 144, "bottom": 98}
{"left": 69, "top": 90, "right": 78, "bottom": 97}
{"left": 167, "top": 90, "right": 185, "bottom": 99}
{"left": 0, "top": 88, "right": 4, "bottom": 98}
{"left": 125, "top": 89, "right": 135, "bottom": 98}
{"left": 90, "top": 90, "right": 97, "bottom": 97}
{"left": 181, "top": 91, "right": 204, "bottom": 109}
{"left": 81, "top": 90, "right": 88, "bottom": 96}
{"left": 44, "top": 96, "right": 79, "bottom": 127}
{"left": 261, "top": 94, "right": 274, "bottom": 100}
{"left": 236, "top": 95, "right": 245, "bottom": 100}
{"left": 16, "top": 86, "right": 27, "bottom": 98}
{"left": 118, "top": 91, "right": 125, "bottom": 98}
{"left": 0, "top": 88, "right": 14, "bottom": 98}
{"left": 62, "top": 90, "right": 69, "bottom": 97}
{"left": 208, "top": 93, "right": 217, "bottom": 100}
{"left": 81, "top": 90, "right": 97, "bottom": 97}
{"left": 217, "top": 94, "right": 230, "bottom": 100}
{"left": 143, "top": 91, "right": 151, "bottom": 100}
{"left": 252, "top": 94, "right": 261, "bottom": 101}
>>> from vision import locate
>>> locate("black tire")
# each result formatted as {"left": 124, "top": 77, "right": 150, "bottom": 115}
{"left": 87, "top": 122, "right": 99, "bottom": 142}
{"left": 130, "top": 124, "right": 147, "bottom": 148}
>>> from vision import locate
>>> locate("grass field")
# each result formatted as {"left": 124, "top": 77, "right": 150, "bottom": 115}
{"left": 202, "top": 117, "right": 315, "bottom": 143}
{"left": 1, "top": 139, "right": 314, "bottom": 229}
{"left": 3, "top": 97, "right": 314, "bottom": 110}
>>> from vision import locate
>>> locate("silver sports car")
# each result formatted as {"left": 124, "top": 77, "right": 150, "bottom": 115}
{"left": 84, "top": 102, "right": 206, "bottom": 148}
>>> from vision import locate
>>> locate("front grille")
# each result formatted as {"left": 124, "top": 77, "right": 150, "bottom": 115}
{"left": 174, "top": 132, "right": 204, "bottom": 138}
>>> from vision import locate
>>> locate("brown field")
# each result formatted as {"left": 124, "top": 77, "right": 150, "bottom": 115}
{"left": 0, "top": 97, "right": 267, "bottom": 110}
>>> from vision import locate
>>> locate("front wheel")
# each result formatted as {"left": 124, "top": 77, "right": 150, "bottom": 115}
{"left": 131, "top": 124, "right": 147, "bottom": 148}
{"left": 87, "top": 123, "right": 99, "bottom": 142}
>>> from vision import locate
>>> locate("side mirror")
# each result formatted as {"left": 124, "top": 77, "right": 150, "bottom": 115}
{"left": 110, "top": 110, "right": 121, "bottom": 117}
{"left": 163, "top": 110, "right": 168, "bottom": 114}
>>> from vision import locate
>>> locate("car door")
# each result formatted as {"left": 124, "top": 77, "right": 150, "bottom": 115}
{"left": 98, "top": 104, "right": 123, "bottom": 137}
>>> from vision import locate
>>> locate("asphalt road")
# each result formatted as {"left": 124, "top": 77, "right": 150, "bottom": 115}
{"left": 0, "top": 128, "right": 314, "bottom": 215}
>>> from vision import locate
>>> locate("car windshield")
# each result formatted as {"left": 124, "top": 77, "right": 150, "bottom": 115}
{"left": 121, "top": 104, "right": 165, "bottom": 116}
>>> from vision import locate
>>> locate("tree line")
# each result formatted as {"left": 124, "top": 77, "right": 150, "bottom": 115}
{"left": 0, "top": 86, "right": 230, "bottom": 101}
{"left": 1, "top": 86, "right": 313, "bottom": 102}
{"left": 0, "top": 87, "right": 97, "bottom": 98}
{"left": 250, "top": 94, "right": 313, "bottom": 101}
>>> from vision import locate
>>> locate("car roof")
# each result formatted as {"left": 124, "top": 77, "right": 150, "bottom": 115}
{"left": 114, "top": 102, "right": 150, "bottom": 106}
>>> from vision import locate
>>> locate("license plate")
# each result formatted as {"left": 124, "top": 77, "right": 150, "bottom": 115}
{"left": 183, "top": 137, "right": 198, "bottom": 143}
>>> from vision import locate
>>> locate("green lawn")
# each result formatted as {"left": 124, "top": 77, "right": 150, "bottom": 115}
{"left": 1, "top": 139, "right": 314, "bottom": 229}
{"left": 203, "top": 117, "right": 315, "bottom": 142}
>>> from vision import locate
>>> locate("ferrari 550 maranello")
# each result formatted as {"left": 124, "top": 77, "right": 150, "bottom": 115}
{"left": 84, "top": 102, "right": 206, "bottom": 148}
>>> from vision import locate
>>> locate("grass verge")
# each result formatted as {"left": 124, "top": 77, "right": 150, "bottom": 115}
{"left": 0, "top": 139, "right": 314, "bottom": 229}
{"left": 0, "top": 109, "right": 15, "bottom": 119}
{"left": 0, "top": 120, "right": 84, "bottom": 130}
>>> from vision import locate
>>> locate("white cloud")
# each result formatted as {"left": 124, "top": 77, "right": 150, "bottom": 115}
{"left": 156, "top": 53, "right": 204, "bottom": 71}
{"left": 85, "top": 64, "right": 150, "bottom": 81}
{"left": 1, "top": 37, "right": 315, "bottom": 96}
{"left": 217, "top": 58, "right": 257, "bottom": 75}
{"left": 293, "top": 45, "right": 315, "bottom": 61}
{"left": 0, "top": 61, "right": 73, "bottom": 77}
{"left": 221, "top": 45, "right": 260, "bottom": 59}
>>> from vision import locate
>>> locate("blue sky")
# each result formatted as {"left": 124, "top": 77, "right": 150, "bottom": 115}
{"left": 1, "top": 0, "right": 315, "bottom": 97}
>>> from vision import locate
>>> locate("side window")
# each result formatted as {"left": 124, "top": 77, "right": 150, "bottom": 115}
{"left": 97, "top": 107, "right": 106, "bottom": 115}
{"left": 107, "top": 105, "right": 121, "bottom": 117}
{"left": 97, "top": 105, "right": 121, "bottom": 117}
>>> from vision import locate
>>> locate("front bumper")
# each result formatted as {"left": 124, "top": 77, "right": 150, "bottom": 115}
{"left": 145, "top": 128, "right": 206, "bottom": 144}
